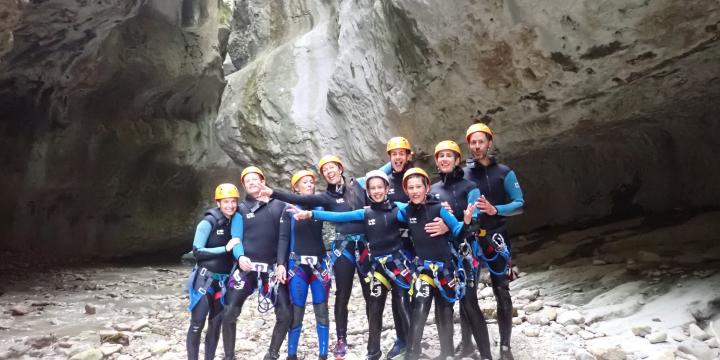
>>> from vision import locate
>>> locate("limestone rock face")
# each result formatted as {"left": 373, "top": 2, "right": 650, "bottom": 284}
{"left": 2, "top": 0, "right": 720, "bottom": 257}
{"left": 0, "top": 0, "right": 233, "bottom": 257}
{"left": 217, "top": 0, "right": 720, "bottom": 233}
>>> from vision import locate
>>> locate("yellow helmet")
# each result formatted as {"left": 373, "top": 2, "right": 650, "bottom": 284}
{"left": 386, "top": 136, "right": 411, "bottom": 153}
{"left": 465, "top": 123, "right": 494, "bottom": 142}
{"left": 291, "top": 170, "right": 316, "bottom": 189}
{"left": 434, "top": 140, "right": 462, "bottom": 159}
{"left": 317, "top": 155, "right": 344, "bottom": 172}
{"left": 215, "top": 183, "right": 240, "bottom": 200}
{"left": 402, "top": 167, "right": 430, "bottom": 192}
{"left": 240, "top": 166, "right": 265, "bottom": 183}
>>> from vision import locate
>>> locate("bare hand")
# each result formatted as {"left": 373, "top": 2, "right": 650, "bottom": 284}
{"left": 476, "top": 195, "right": 498, "bottom": 215}
{"left": 463, "top": 203, "right": 474, "bottom": 224}
{"left": 276, "top": 264, "right": 287, "bottom": 284}
{"left": 238, "top": 256, "right": 253, "bottom": 272}
{"left": 258, "top": 184, "right": 274, "bottom": 198}
{"left": 425, "top": 217, "right": 449, "bottom": 237}
{"left": 286, "top": 205, "right": 312, "bottom": 220}
{"left": 225, "top": 238, "right": 241, "bottom": 252}
{"left": 440, "top": 201, "right": 453, "bottom": 214}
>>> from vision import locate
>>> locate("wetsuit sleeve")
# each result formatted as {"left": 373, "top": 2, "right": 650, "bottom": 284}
{"left": 380, "top": 162, "right": 392, "bottom": 174}
{"left": 356, "top": 162, "right": 392, "bottom": 187}
{"left": 495, "top": 170, "right": 525, "bottom": 216}
{"left": 312, "top": 209, "right": 365, "bottom": 222}
{"left": 440, "top": 207, "right": 466, "bottom": 238}
{"left": 272, "top": 189, "right": 329, "bottom": 207}
{"left": 230, "top": 212, "right": 245, "bottom": 259}
{"left": 276, "top": 210, "right": 291, "bottom": 266}
{"left": 467, "top": 188, "right": 480, "bottom": 219}
{"left": 192, "top": 220, "right": 227, "bottom": 260}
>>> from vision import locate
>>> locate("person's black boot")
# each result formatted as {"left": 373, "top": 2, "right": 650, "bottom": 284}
{"left": 499, "top": 345, "right": 514, "bottom": 360}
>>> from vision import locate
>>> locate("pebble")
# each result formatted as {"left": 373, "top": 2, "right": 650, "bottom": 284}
{"left": 574, "top": 348, "right": 596, "bottom": 360}
{"left": 150, "top": 340, "right": 170, "bottom": 355}
{"left": 689, "top": 323, "right": 711, "bottom": 341}
{"left": 24, "top": 334, "right": 55, "bottom": 349}
{"left": 677, "top": 339, "right": 715, "bottom": 360}
{"left": 85, "top": 304, "right": 96, "bottom": 315}
{"left": 592, "top": 259, "right": 607, "bottom": 265}
{"left": 646, "top": 332, "right": 667, "bottom": 344}
{"left": 632, "top": 326, "right": 651, "bottom": 337}
{"left": 10, "top": 304, "right": 31, "bottom": 316}
{"left": 587, "top": 345, "right": 626, "bottom": 360}
{"left": 479, "top": 287, "right": 495, "bottom": 299}
{"left": 100, "top": 344, "right": 123, "bottom": 356}
{"left": 557, "top": 311, "right": 585, "bottom": 326}
{"left": 705, "top": 337, "right": 719, "bottom": 348}
{"left": 516, "top": 288, "right": 539, "bottom": 301}
{"left": 523, "top": 300, "right": 544, "bottom": 313}
{"left": 69, "top": 349, "right": 103, "bottom": 360}
{"left": 637, "top": 251, "right": 661, "bottom": 262}
{"left": 579, "top": 330, "right": 596, "bottom": 340}
{"left": 131, "top": 318, "right": 150, "bottom": 331}
{"left": 523, "top": 326, "right": 540, "bottom": 337}
{"left": 565, "top": 325, "right": 581, "bottom": 335}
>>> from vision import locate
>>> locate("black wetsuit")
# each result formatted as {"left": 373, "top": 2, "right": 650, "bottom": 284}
{"left": 187, "top": 207, "right": 235, "bottom": 360}
{"left": 432, "top": 166, "right": 492, "bottom": 359}
{"left": 223, "top": 196, "right": 291, "bottom": 360}
{"left": 270, "top": 177, "right": 369, "bottom": 344}
{"left": 463, "top": 158, "right": 525, "bottom": 350}
{"left": 278, "top": 204, "right": 330, "bottom": 359}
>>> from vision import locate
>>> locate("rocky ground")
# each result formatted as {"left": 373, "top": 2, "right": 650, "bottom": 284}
{"left": 0, "top": 212, "right": 719, "bottom": 360}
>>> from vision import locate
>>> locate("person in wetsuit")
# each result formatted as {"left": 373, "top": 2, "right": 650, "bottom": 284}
{"left": 186, "top": 184, "right": 241, "bottom": 360}
{"left": 221, "top": 167, "right": 291, "bottom": 360}
{"left": 463, "top": 123, "right": 525, "bottom": 360}
{"left": 384, "top": 137, "right": 414, "bottom": 360}
{"left": 402, "top": 167, "right": 475, "bottom": 360}
{"left": 279, "top": 170, "right": 331, "bottom": 360}
{"left": 431, "top": 140, "right": 493, "bottom": 360}
{"left": 288, "top": 170, "right": 414, "bottom": 360}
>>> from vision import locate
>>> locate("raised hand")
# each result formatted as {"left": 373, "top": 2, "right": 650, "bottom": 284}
{"left": 463, "top": 203, "right": 475, "bottom": 224}
{"left": 286, "top": 205, "right": 312, "bottom": 220}
{"left": 258, "top": 184, "right": 274, "bottom": 198}
{"left": 476, "top": 195, "right": 498, "bottom": 215}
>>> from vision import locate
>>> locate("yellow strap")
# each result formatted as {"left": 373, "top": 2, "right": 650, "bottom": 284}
{"left": 479, "top": 229, "right": 487, "bottom": 237}
{"left": 373, "top": 271, "right": 392, "bottom": 290}
{"left": 418, "top": 274, "right": 436, "bottom": 288}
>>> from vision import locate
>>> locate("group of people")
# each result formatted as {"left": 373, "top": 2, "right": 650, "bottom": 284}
{"left": 186, "top": 123, "right": 525, "bottom": 360}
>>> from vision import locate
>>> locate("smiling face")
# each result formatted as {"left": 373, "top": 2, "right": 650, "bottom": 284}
{"left": 388, "top": 149, "right": 411, "bottom": 172}
{"left": 468, "top": 131, "right": 493, "bottom": 163}
{"left": 404, "top": 176, "right": 429, "bottom": 204}
{"left": 367, "top": 177, "right": 389, "bottom": 203}
{"left": 216, "top": 197, "right": 238, "bottom": 218}
{"left": 435, "top": 150, "right": 460, "bottom": 174}
{"left": 321, "top": 162, "right": 342, "bottom": 185}
{"left": 242, "top": 172, "right": 265, "bottom": 198}
{"left": 293, "top": 175, "right": 315, "bottom": 195}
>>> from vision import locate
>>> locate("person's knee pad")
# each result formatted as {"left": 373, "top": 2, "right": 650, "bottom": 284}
{"left": 313, "top": 303, "right": 329, "bottom": 326}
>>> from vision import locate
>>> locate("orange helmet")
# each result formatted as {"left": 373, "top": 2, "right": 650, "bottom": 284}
{"left": 290, "top": 170, "right": 316, "bottom": 189}
{"left": 214, "top": 183, "right": 240, "bottom": 200}
{"left": 240, "top": 166, "right": 265, "bottom": 183}
{"left": 317, "top": 155, "right": 344, "bottom": 172}
{"left": 434, "top": 140, "right": 462, "bottom": 160}
{"left": 465, "top": 123, "right": 493, "bottom": 142}
{"left": 386, "top": 136, "right": 411, "bottom": 153}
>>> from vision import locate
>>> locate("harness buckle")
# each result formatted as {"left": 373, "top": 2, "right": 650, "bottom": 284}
{"left": 198, "top": 287, "right": 207, "bottom": 295}
{"left": 199, "top": 267, "right": 207, "bottom": 277}
{"left": 300, "top": 255, "right": 318, "bottom": 266}
{"left": 253, "top": 262, "right": 269, "bottom": 273}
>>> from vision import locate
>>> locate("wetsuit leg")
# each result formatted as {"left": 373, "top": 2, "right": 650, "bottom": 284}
{"left": 333, "top": 251, "right": 357, "bottom": 341}
{"left": 266, "top": 282, "right": 292, "bottom": 359}
{"left": 433, "top": 291, "right": 455, "bottom": 359}
{"left": 187, "top": 291, "right": 212, "bottom": 360}
{"left": 366, "top": 279, "right": 388, "bottom": 359}
{"left": 460, "top": 279, "right": 492, "bottom": 359}
{"left": 204, "top": 283, "right": 225, "bottom": 360}
{"left": 489, "top": 234, "right": 513, "bottom": 348}
{"left": 221, "top": 273, "right": 256, "bottom": 360}
{"left": 406, "top": 280, "right": 433, "bottom": 360}
{"left": 288, "top": 272, "right": 310, "bottom": 358}
{"left": 390, "top": 284, "right": 411, "bottom": 345}
{"left": 310, "top": 273, "right": 330, "bottom": 358}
